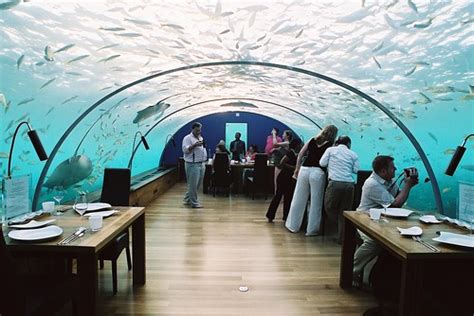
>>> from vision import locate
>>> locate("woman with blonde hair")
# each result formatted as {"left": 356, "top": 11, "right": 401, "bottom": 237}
{"left": 285, "top": 124, "right": 338, "bottom": 236}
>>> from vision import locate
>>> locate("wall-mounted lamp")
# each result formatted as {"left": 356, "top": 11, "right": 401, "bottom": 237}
{"left": 165, "top": 134, "right": 176, "bottom": 148}
{"left": 445, "top": 133, "right": 473, "bottom": 176}
{"left": 7, "top": 121, "right": 48, "bottom": 177}
{"left": 127, "top": 131, "right": 150, "bottom": 170}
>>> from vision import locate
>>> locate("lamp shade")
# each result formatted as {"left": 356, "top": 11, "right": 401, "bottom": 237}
{"left": 141, "top": 135, "right": 150, "bottom": 150}
{"left": 27, "top": 130, "right": 48, "bottom": 161}
{"left": 445, "top": 145, "right": 466, "bottom": 176}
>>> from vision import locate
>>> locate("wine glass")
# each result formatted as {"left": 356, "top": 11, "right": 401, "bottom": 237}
{"left": 53, "top": 186, "right": 65, "bottom": 216}
{"left": 74, "top": 193, "right": 88, "bottom": 217}
{"left": 381, "top": 202, "right": 391, "bottom": 223}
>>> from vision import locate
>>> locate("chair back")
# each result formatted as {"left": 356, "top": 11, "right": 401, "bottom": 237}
{"left": 253, "top": 153, "right": 268, "bottom": 186}
{"left": 0, "top": 228, "right": 20, "bottom": 315}
{"left": 352, "top": 170, "right": 372, "bottom": 209}
{"left": 213, "top": 153, "right": 229, "bottom": 175}
{"left": 100, "top": 168, "right": 131, "bottom": 206}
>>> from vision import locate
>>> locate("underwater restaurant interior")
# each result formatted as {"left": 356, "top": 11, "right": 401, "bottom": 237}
{"left": 0, "top": 0, "right": 473, "bottom": 315}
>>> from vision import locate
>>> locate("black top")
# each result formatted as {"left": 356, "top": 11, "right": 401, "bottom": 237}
{"left": 280, "top": 150, "right": 297, "bottom": 178}
{"left": 230, "top": 139, "right": 246, "bottom": 161}
{"left": 302, "top": 138, "right": 331, "bottom": 168}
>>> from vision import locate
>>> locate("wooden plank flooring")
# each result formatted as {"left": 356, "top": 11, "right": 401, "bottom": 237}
{"left": 97, "top": 183, "right": 375, "bottom": 315}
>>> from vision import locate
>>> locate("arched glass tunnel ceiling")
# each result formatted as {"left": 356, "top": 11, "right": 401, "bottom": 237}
{"left": 1, "top": 1, "right": 472, "bottom": 217}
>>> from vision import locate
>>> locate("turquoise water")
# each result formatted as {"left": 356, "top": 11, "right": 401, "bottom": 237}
{"left": 0, "top": 0, "right": 473, "bottom": 217}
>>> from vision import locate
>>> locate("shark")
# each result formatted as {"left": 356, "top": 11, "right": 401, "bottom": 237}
{"left": 43, "top": 155, "right": 93, "bottom": 189}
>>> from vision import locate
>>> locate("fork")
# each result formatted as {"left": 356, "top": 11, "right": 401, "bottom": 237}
{"left": 412, "top": 236, "right": 440, "bottom": 252}
{"left": 58, "top": 227, "right": 86, "bottom": 245}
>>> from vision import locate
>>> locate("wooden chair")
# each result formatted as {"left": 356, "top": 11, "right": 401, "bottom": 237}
{"left": 98, "top": 168, "right": 132, "bottom": 294}
{"left": 210, "top": 153, "right": 232, "bottom": 196}
{"left": 0, "top": 227, "right": 77, "bottom": 316}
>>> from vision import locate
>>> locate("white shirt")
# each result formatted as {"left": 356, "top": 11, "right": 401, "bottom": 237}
{"left": 358, "top": 172, "right": 399, "bottom": 211}
{"left": 182, "top": 132, "right": 207, "bottom": 163}
{"left": 319, "top": 144, "right": 359, "bottom": 182}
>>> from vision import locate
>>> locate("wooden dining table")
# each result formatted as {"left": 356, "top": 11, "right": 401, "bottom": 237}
{"left": 4, "top": 206, "right": 146, "bottom": 316}
{"left": 340, "top": 210, "right": 474, "bottom": 316}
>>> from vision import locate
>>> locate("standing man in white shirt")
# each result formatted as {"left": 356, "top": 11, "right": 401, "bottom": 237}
{"left": 319, "top": 135, "right": 360, "bottom": 243}
{"left": 182, "top": 122, "right": 207, "bottom": 208}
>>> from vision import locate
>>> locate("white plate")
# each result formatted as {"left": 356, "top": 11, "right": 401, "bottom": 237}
{"left": 73, "top": 202, "right": 112, "bottom": 213}
{"left": 83, "top": 210, "right": 118, "bottom": 218}
{"left": 8, "top": 225, "right": 63, "bottom": 242}
{"left": 9, "top": 219, "right": 56, "bottom": 229}
{"left": 383, "top": 208, "right": 414, "bottom": 218}
{"left": 419, "top": 215, "right": 443, "bottom": 224}
{"left": 397, "top": 226, "right": 423, "bottom": 236}
{"left": 432, "top": 232, "right": 474, "bottom": 248}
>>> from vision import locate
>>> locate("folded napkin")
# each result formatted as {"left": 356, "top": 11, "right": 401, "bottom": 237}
{"left": 397, "top": 226, "right": 423, "bottom": 236}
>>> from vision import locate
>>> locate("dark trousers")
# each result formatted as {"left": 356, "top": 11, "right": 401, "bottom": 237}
{"left": 323, "top": 180, "right": 354, "bottom": 242}
{"left": 266, "top": 172, "right": 296, "bottom": 221}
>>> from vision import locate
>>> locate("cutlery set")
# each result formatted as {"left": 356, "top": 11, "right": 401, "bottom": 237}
{"left": 58, "top": 227, "right": 87, "bottom": 245}
{"left": 412, "top": 236, "right": 440, "bottom": 252}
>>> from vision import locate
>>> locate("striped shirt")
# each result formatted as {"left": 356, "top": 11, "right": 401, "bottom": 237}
{"left": 319, "top": 144, "right": 359, "bottom": 182}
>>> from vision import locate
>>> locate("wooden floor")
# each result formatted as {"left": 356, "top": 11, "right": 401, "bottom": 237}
{"left": 97, "top": 183, "right": 375, "bottom": 315}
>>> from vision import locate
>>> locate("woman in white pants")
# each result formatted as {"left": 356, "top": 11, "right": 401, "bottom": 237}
{"left": 285, "top": 125, "right": 338, "bottom": 236}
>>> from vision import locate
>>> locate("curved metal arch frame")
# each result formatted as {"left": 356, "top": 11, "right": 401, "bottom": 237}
{"left": 131, "top": 96, "right": 323, "bottom": 169}
{"left": 33, "top": 61, "right": 443, "bottom": 213}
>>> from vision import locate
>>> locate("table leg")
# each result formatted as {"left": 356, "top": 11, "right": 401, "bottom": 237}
{"left": 77, "top": 252, "right": 98, "bottom": 316}
{"left": 132, "top": 213, "right": 146, "bottom": 285}
{"left": 399, "top": 260, "right": 422, "bottom": 316}
{"left": 340, "top": 213, "right": 356, "bottom": 288}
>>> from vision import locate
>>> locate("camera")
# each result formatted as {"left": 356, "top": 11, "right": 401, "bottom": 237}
{"left": 404, "top": 167, "right": 418, "bottom": 178}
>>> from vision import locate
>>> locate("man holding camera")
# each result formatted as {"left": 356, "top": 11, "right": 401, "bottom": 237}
{"left": 182, "top": 122, "right": 207, "bottom": 208}
{"left": 353, "top": 155, "right": 419, "bottom": 283}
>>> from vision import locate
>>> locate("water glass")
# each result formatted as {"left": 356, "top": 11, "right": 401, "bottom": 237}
{"left": 53, "top": 186, "right": 65, "bottom": 215}
{"left": 370, "top": 209, "right": 382, "bottom": 221}
{"left": 89, "top": 215, "right": 103, "bottom": 231}
{"left": 42, "top": 201, "right": 55, "bottom": 214}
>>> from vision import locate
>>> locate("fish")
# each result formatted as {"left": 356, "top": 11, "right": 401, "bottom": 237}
{"left": 407, "top": 0, "right": 418, "bottom": 13}
{"left": 61, "top": 95, "right": 78, "bottom": 105}
{"left": 97, "top": 43, "right": 119, "bottom": 51}
{"left": 257, "top": 34, "right": 267, "bottom": 42}
{"left": 115, "top": 32, "right": 142, "bottom": 37}
{"left": 161, "top": 23, "right": 184, "bottom": 31}
{"left": 404, "top": 65, "right": 417, "bottom": 76}
{"left": 460, "top": 94, "right": 474, "bottom": 101}
{"left": 414, "top": 18, "right": 433, "bottom": 29}
{"left": 0, "top": 0, "right": 21, "bottom": 10}
{"left": 239, "top": 5, "right": 268, "bottom": 12}
{"left": 372, "top": 40, "right": 384, "bottom": 53}
{"left": 43, "top": 155, "right": 93, "bottom": 189}
{"left": 0, "top": 152, "right": 9, "bottom": 159}
{"left": 133, "top": 101, "right": 171, "bottom": 124}
{"left": 99, "top": 27, "right": 126, "bottom": 31}
{"left": 425, "top": 86, "right": 454, "bottom": 93}
{"left": 443, "top": 148, "right": 455, "bottom": 155}
{"left": 220, "top": 101, "right": 258, "bottom": 108}
{"left": 461, "top": 17, "right": 474, "bottom": 25}
{"left": 460, "top": 165, "right": 474, "bottom": 172}
{"left": 98, "top": 54, "right": 121, "bottom": 62}
{"left": 336, "top": 7, "right": 372, "bottom": 23}
{"left": 44, "top": 45, "right": 55, "bottom": 61}
{"left": 372, "top": 56, "right": 381, "bottom": 69}
{"left": 434, "top": 97, "right": 453, "bottom": 101}
{"left": 219, "top": 29, "right": 230, "bottom": 35}
{"left": 428, "top": 132, "right": 438, "bottom": 143}
{"left": 295, "top": 28, "right": 304, "bottom": 38}
{"left": 66, "top": 55, "right": 90, "bottom": 64}
{"left": 17, "top": 54, "right": 25, "bottom": 69}
{"left": 0, "top": 93, "right": 8, "bottom": 109}
{"left": 124, "top": 18, "right": 151, "bottom": 25}
{"left": 65, "top": 71, "right": 82, "bottom": 76}
{"left": 54, "top": 44, "right": 74, "bottom": 53}
{"left": 17, "top": 98, "right": 34, "bottom": 106}
{"left": 442, "top": 187, "right": 451, "bottom": 193}
{"left": 40, "top": 77, "right": 56, "bottom": 89}
{"left": 249, "top": 11, "right": 256, "bottom": 27}
{"left": 35, "top": 61, "right": 45, "bottom": 66}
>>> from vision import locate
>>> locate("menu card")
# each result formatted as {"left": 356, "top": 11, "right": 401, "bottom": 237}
{"left": 3, "top": 174, "right": 31, "bottom": 220}
{"left": 458, "top": 181, "right": 474, "bottom": 223}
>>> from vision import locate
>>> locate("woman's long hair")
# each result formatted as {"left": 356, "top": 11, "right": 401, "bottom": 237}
{"left": 315, "top": 125, "right": 338, "bottom": 145}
